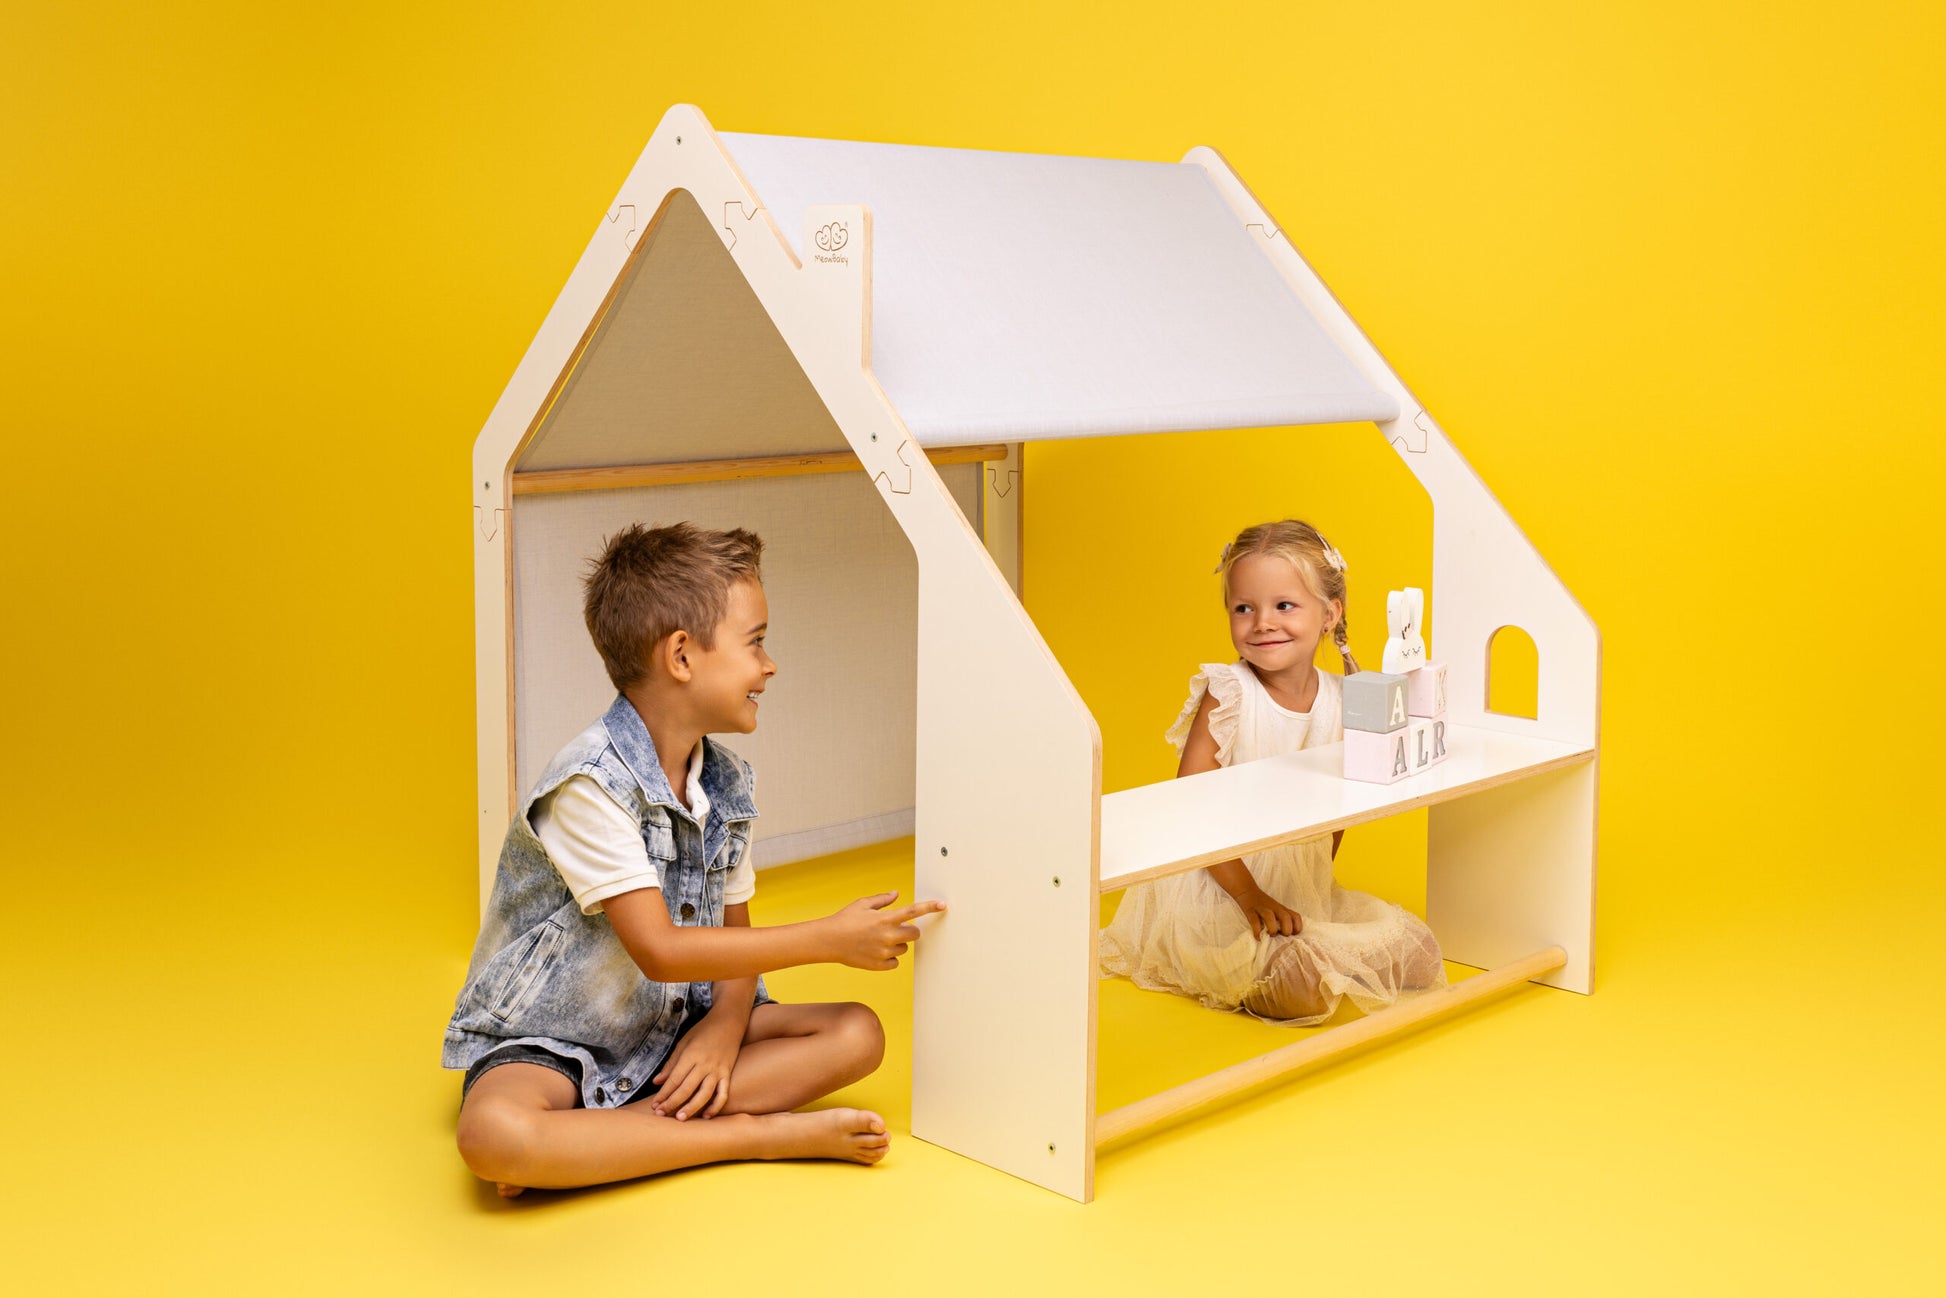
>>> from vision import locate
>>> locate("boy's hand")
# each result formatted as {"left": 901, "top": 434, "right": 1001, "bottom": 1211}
{"left": 824, "top": 891, "right": 947, "bottom": 970}
{"left": 1232, "top": 887, "right": 1304, "bottom": 940}
{"left": 650, "top": 1012, "right": 745, "bottom": 1120}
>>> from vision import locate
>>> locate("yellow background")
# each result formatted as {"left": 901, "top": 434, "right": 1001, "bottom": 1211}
{"left": 4, "top": 2, "right": 1940, "bottom": 1293}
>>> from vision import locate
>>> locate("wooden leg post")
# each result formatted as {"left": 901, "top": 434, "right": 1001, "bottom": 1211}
{"left": 1095, "top": 945, "right": 1567, "bottom": 1146}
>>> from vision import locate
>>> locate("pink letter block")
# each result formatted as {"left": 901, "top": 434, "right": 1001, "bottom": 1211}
{"left": 1407, "top": 716, "right": 1450, "bottom": 773}
{"left": 1344, "top": 726, "right": 1412, "bottom": 784}
{"left": 1407, "top": 661, "right": 1448, "bottom": 719}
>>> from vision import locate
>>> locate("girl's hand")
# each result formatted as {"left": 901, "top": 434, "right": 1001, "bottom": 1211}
{"left": 1233, "top": 888, "right": 1304, "bottom": 940}
{"left": 650, "top": 1013, "right": 744, "bottom": 1120}
{"left": 823, "top": 891, "right": 947, "bottom": 970}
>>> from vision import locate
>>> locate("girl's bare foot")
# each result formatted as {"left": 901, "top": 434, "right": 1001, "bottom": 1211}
{"left": 495, "top": 1182, "right": 526, "bottom": 1198}
{"left": 1243, "top": 942, "right": 1330, "bottom": 1021}
{"left": 765, "top": 1108, "right": 890, "bottom": 1164}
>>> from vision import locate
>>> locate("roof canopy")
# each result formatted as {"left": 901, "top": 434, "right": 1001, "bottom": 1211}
{"left": 519, "top": 129, "right": 1397, "bottom": 469}
{"left": 725, "top": 133, "right": 1397, "bottom": 444}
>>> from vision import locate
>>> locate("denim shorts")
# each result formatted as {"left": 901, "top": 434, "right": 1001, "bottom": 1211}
{"left": 461, "top": 1010, "right": 714, "bottom": 1106}
{"left": 462, "top": 1043, "right": 583, "bottom": 1100}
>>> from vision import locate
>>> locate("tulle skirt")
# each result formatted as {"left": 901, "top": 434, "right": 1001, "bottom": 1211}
{"left": 1099, "top": 835, "right": 1447, "bottom": 1026}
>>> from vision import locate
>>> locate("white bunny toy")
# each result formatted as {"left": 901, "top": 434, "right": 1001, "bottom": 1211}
{"left": 1382, "top": 586, "right": 1427, "bottom": 676}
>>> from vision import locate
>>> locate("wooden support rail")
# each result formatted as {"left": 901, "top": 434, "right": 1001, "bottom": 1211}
{"left": 511, "top": 443, "right": 1009, "bottom": 495}
{"left": 1095, "top": 944, "right": 1568, "bottom": 1146}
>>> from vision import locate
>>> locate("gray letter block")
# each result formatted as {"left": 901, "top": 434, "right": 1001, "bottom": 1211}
{"left": 1344, "top": 671, "right": 1410, "bottom": 733}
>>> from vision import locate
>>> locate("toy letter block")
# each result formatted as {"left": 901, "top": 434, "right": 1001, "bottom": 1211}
{"left": 1343, "top": 671, "right": 1409, "bottom": 733}
{"left": 1407, "top": 661, "right": 1448, "bottom": 718}
{"left": 1344, "top": 725, "right": 1412, "bottom": 784}
{"left": 1408, "top": 716, "right": 1449, "bottom": 773}
{"left": 1382, "top": 587, "right": 1427, "bottom": 676}
{"left": 1345, "top": 716, "right": 1449, "bottom": 784}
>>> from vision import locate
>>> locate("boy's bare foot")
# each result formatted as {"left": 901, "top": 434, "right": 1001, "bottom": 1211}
{"left": 477, "top": 1108, "right": 888, "bottom": 1196}
{"left": 766, "top": 1108, "right": 889, "bottom": 1165}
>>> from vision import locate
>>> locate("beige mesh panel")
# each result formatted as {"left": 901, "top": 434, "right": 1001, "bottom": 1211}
{"left": 517, "top": 188, "right": 850, "bottom": 473}
{"left": 511, "top": 464, "right": 983, "bottom": 867}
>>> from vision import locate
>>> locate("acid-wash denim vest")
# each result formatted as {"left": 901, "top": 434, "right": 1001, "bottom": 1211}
{"left": 443, "top": 694, "right": 764, "bottom": 1108}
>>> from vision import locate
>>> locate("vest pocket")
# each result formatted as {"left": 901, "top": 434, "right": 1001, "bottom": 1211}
{"left": 639, "top": 814, "right": 676, "bottom": 864}
{"left": 715, "top": 825, "right": 750, "bottom": 872}
{"left": 488, "top": 920, "right": 563, "bottom": 1022}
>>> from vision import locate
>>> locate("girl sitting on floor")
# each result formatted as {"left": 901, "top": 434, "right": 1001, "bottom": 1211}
{"left": 1100, "top": 519, "right": 1446, "bottom": 1023}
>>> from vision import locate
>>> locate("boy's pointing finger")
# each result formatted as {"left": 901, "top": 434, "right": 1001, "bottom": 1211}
{"left": 894, "top": 900, "right": 947, "bottom": 923}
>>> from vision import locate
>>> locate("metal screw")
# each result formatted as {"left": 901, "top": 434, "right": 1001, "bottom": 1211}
{"left": 940, "top": 846, "right": 948, "bottom": 857}
{"left": 871, "top": 433, "right": 878, "bottom": 441}
{"left": 1047, "top": 1143, "right": 1056, "bottom": 1154}
{"left": 676, "top": 136, "right": 683, "bottom": 144}
{"left": 1052, "top": 876, "right": 1061, "bottom": 887}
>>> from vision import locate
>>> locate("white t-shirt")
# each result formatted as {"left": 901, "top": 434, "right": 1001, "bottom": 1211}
{"left": 533, "top": 743, "right": 757, "bottom": 915}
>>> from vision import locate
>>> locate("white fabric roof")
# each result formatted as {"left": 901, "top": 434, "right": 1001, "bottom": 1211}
{"left": 722, "top": 132, "right": 1398, "bottom": 444}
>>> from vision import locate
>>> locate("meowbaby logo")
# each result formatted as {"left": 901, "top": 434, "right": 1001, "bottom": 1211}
{"left": 813, "top": 221, "right": 850, "bottom": 264}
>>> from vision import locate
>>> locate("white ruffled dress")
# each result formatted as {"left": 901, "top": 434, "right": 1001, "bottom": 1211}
{"left": 1098, "top": 662, "right": 1447, "bottom": 1025}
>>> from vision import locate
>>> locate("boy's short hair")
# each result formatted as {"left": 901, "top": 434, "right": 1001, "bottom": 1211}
{"left": 583, "top": 522, "right": 764, "bottom": 690}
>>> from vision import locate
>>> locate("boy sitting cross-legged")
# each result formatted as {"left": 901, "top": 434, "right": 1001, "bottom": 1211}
{"left": 444, "top": 522, "right": 943, "bottom": 1196}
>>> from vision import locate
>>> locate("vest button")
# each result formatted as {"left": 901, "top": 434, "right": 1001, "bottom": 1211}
{"left": 680, "top": 902, "right": 696, "bottom": 919}
{"left": 671, "top": 996, "right": 686, "bottom": 1012}
{"left": 616, "top": 1078, "right": 632, "bottom": 1092}
{"left": 594, "top": 1088, "right": 606, "bottom": 1104}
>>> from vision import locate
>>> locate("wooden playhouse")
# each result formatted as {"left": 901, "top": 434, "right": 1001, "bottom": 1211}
{"left": 470, "top": 104, "right": 1600, "bottom": 1201}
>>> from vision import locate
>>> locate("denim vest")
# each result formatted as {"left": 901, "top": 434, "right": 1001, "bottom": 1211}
{"left": 443, "top": 694, "right": 763, "bottom": 1108}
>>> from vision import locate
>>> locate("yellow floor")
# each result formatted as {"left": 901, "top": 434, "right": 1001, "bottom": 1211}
{"left": 7, "top": 4, "right": 1942, "bottom": 1292}
{"left": 12, "top": 829, "right": 1935, "bottom": 1296}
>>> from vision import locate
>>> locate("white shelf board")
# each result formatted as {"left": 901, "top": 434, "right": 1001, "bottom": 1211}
{"left": 1099, "top": 725, "right": 1596, "bottom": 892}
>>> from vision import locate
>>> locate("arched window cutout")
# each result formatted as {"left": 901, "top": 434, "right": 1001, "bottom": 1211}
{"left": 1486, "top": 624, "right": 1540, "bottom": 719}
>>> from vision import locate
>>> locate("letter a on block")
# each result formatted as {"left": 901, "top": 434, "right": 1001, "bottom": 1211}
{"left": 1344, "top": 671, "right": 1409, "bottom": 733}
{"left": 1345, "top": 726, "right": 1412, "bottom": 784}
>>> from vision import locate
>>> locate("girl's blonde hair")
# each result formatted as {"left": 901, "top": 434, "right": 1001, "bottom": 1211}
{"left": 1217, "top": 519, "right": 1360, "bottom": 675}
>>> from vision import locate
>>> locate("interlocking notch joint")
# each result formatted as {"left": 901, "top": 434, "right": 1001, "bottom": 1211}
{"left": 1387, "top": 409, "right": 1432, "bottom": 457}
{"left": 986, "top": 465, "right": 1020, "bottom": 498}
{"left": 869, "top": 437, "right": 915, "bottom": 497}
{"left": 607, "top": 203, "right": 642, "bottom": 250}
{"left": 722, "top": 201, "right": 762, "bottom": 250}
{"left": 474, "top": 505, "right": 506, "bottom": 542}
